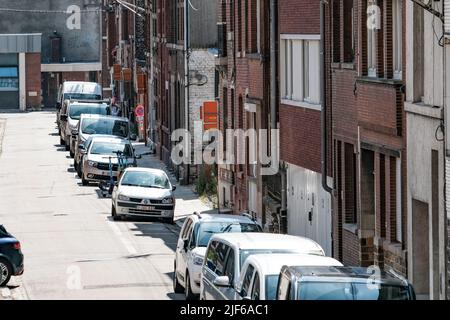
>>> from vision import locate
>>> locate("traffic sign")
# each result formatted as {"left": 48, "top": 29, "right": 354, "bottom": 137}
{"left": 135, "top": 105, "right": 145, "bottom": 118}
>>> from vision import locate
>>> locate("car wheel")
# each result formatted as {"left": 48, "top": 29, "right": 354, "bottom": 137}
{"left": 165, "top": 217, "right": 175, "bottom": 225}
{"left": 60, "top": 137, "right": 65, "bottom": 146}
{"left": 81, "top": 173, "right": 89, "bottom": 186}
{"left": 111, "top": 205, "right": 121, "bottom": 221}
{"left": 69, "top": 148, "right": 75, "bottom": 158}
{"left": 173, "top": 263, "right": 184, "bottom": 294}
{"left": 185, "top": 271, "right": 197, "bottom": 300}
{"left": 76, "top": 164, "right": 82, "bottom": 178}
{"left": 0, "top": 258, "right": 12, "bottom": 287}
{"left": 65, "top": 143, "right": 70, "bottom": 151}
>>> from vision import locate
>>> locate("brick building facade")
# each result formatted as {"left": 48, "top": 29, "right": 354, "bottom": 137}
{"left": 329, "top": 0, "right": 407, "bottom": 275}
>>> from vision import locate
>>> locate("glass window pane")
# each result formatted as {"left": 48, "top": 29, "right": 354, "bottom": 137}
{"left": 0, "top": 67, "right": 18, "bottom": 77}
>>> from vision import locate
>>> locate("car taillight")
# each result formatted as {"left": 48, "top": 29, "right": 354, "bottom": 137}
{"left": 13, "top": 242, "right": 21, "bottom": 250}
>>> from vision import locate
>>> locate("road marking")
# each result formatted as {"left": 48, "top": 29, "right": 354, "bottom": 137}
{"left": 106, "top": 220, "right": 138, "bottom": 255}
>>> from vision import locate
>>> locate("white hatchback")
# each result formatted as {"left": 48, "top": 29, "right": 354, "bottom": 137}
{"left": 236, "top": 253, "right": 343, "bottom": 300}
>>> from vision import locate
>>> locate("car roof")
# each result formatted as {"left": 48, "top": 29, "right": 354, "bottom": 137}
{"left": 124, "top": 167, "right": 169, "bottom": 175}
{"left": 189, "top": 213, "right": 257, "bottom": 224}
{"left": 63, "top": 82, "right": 102, "bottom": 94}
{"left": 79, "top": 114, "right": 128, "bottom": 121}
{"left": 285, "top": 266, "right": 409, "bottom": 286}
{"left": 210, "top": 233, "right": 325, "bottom": 255}
{"left": 68, "top": 101, "right": 107, "bottom": 107}
{"left": 90, "top": 136, "right": 130, "bottom": 144}
{"left": 244, "top": 254, "right": 343, "bottom": 275}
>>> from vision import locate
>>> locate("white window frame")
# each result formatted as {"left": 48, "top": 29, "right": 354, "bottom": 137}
{"left": 367, "top": 0, "right": 379, "bottom": 77}
{"left": 392, "top": 0, "right": 402, "bottom": 80}
{"left": 280, "top": 34, "right": 321, "bottom": 111}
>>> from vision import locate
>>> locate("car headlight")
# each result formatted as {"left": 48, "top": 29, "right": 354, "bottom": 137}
{"left": 193, "top": 254, "right": 204, "bottom": 266}
{"left": 88, "top": 161, "right": 98, "bottom": 167}
{"left": 118, "top": 194, "right": 130, "bottom": 201}
{"left": 162, "top": 197, "right": 173, "bottom": 204}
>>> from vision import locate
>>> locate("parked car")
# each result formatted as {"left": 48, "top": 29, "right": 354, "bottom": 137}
{"left": 56, "top": 81, "right": 102, "bottom": 142}
{"left": 174, "top": 212, "right": 262, "bottom": 300}
{"left": 0, "top": 225, "right": 24, "bottom": 287}
{"left": 200, "top": 233, "right": 325, "bottom": 300}
{"left": 276, "top": 266, "right": 416, "bottom": 300}
{"left": 236, "top": 253, "right": 342, "bottom": 300}
{"left": 73, "top": 114, "right": 136, "bottom": 172}
{"left": 80, "top": 136, "right": 138, "bottom": 186}
{"left": 111, "top": 168, "right": 176, "bottom": 223}
{"left": 60, "top": 101, "right": 110, "bottom": 156}
{"left": 75, "top": 134, "right": 117, "bottom": 178}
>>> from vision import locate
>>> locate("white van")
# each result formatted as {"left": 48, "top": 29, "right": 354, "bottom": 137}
{"left": 56, "top": 81, "right": 102, "bottom": 143}
{"left": 200, "top": 233, "right": 325, "bottom": 300}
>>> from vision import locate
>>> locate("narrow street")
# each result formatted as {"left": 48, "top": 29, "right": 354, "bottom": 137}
{"left": 0, "top": 110, "right": 210, "bottom": 300}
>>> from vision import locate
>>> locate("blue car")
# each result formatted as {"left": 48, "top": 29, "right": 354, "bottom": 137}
{"left": 0, "top": 225, "right": 24, "bottom": 287}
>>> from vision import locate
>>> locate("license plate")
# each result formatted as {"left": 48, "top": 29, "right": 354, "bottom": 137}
{"left": 137, "top": 205, "right": 155, "bottom": 211}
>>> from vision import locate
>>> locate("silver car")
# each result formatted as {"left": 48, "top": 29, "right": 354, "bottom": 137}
{"left": 111, "top": 168, "right": 176, "bottom": 224}
{"left": 80, "top": 136, "right": 137, "bottom": 186}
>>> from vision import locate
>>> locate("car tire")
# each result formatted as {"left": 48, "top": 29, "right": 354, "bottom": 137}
{"left": 69, "top": 148, "right": 75, "bottom": 158}
{"left": 165, "top": 217, "right": 175, "bottom": 225}
{"left": 185, "top": 271, "right": 197, "bottom": 300}
{"left": 0, "top": 258, "right": 12, "bottom": 287}
{"left": 81, "top": 174, "right": 89, "bottom": 186}
{"left": 173, "top": 263, "right": 184, "bottom": 294}
{"left": 65, "top": 143, "right": 70, "bottom": 151}
{"left": 60, "top": 137, "right": 65, "bottom": 146}
{"left": 111, "top": 205, "right": 121, "bottom": 221}
{"left": 76, "top": 162, "right": 82, "bottom": 178}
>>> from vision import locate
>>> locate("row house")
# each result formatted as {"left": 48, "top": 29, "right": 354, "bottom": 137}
{"left": 406, "top": 0, "right": 449, "bottom": 300}
{"left": 149, "top": 0, "right": 217, "bottom": 184}
{"left": 329, "top": 0, "right": 407, "bottom": 280}
{"left": 216, "top": 0, "right": 277, "bottom": 228}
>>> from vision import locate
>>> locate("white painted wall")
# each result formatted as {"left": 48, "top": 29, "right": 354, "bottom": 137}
{"left": 286, "top": 163, "right": 332, "bottom": 256}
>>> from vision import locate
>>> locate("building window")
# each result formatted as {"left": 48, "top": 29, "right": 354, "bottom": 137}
{"left": 367, "top": 0, "right": 379, "bottom": 77}
{"left": 280, "top": 36, "right": 321, "bottom": 107}
{"left": 392, "top": 0, "right": 402, "bottom": 80}
{"left": 343, "top": 0, "right": 354, "bottom": 63}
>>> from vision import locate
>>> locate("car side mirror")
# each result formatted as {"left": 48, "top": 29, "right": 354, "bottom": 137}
{"left": 242, "top": 296, "right": 252, "bottom": 301}
{"left": 172, "top": 186, "right": 177, "bottom": 191}
{"left": 71, "top": 130, "right": 78, "bottom": 136}
{"left": 130, "top": 134, "right": 137, "bottom": 141}
{"left": 60, "top": 115, "right": 68, "bottom": 121}
{"left": 213, "top": 276, "right": 231, "bottom": 288}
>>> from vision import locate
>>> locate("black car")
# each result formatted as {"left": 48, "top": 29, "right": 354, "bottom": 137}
{"left": 276, "top": 265, "right": 416, "bottom": 300}
{"left": 0, "top": 225, "right": 24, "bottom": 286}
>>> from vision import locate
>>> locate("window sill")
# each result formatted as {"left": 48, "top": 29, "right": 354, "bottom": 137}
{"left": 280, "top": 99, "right": 321, "bottom": 111}
{"left": 356, "top": 76, "right": 403, "bottom": 86}
{"left": 343, "top": 223, "right": 358, "bottom": 235}
{"left": 342, "top": 62, "right": 355, "bottom": 70}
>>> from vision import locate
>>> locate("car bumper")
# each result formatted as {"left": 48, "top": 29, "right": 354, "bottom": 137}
{"left": 115, "top": 201, "right": 175, "bottom": 218}
{"left": 11, "top": 252, "right": 24, "bottom": 276}
{"left": 83, "top": 165, "right": 120, "bottom": 182}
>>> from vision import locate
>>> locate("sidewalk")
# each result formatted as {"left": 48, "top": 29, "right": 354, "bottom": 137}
{"left": 133, "top": 143, "right": 214, "bottom": 228}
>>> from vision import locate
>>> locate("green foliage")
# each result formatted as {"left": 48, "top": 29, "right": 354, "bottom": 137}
{"left": 196, "top": 164, "right": 217, "bottom": 196}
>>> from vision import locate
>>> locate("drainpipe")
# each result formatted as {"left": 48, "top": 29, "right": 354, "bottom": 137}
{"left": 184, "top": 0, "right": 190, "bottom": 184}
{"left": 320, "top": 0, "right": 333, "bottom": 194}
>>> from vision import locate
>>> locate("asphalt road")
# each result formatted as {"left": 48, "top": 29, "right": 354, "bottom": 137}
{"left": 0, "top": 111, "right": 190, "bottom": 300}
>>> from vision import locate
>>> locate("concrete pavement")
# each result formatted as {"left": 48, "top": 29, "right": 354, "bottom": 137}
{"left": 0, "top": 110, "right": 210, "bottom": 300}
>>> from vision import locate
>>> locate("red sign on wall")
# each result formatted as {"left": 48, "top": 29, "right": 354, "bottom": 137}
{"left": 201, "top": 101, "right": 218, "bottom": 131}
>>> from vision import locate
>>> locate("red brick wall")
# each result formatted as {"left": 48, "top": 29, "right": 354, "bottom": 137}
{"left": 279, "top": 0, "right": 320, "bottom": 35}
{"left": 280, "top": 105, "right": 321, "bottom": 172}
{"left": 25, "top": 53, "right": 41, "bottom": 107}
{"left": 61, "top": 72, "right": 88, "bottom": 82}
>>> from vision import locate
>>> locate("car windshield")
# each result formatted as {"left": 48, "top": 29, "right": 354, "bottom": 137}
{"left": 239, "top": 249, "right": 298, "bottom": 268}
{"left": 297, "top": 281, "right": 411, "bottom": 300}
{"left": 120, "top": 171, "right": 170, "bottom": 189}
{"left": 81, "top": 118, "right": 128, "bottom": 138}
{"left": 265, "top": 275, "right": 279, "bottom": 300}
{"left": 64, "top": 93, "right": 101, "bottom": 100}
{"left": 69, "top": 104, "right": 108, "bottom": 120}
{"left": 90, "top": 142, "right": 133, "bottom": 157}
{"left": 194, "top": 222, "right": 261, "bottom": 247}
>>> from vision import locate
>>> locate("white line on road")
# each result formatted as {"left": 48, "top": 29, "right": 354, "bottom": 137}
{"left": 106, "top": 220, "right": 138, "bottom": 255}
